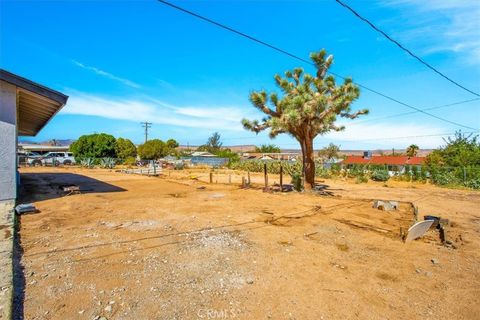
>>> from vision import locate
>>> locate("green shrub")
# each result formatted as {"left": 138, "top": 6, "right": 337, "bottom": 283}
{"left": 80, "top": 158, "right": 95, "bottom": 168}
{"left": 371, "top": 169, "right": 389, "bottom": 182}
{"left": 71, "top": 133, "right": 117, "bottom": 160}
{"left": 291, "top": 172, "right": 303, "bottom": 191}
{"left": 115, "top": 138, "right": 137, "bottom": 159}
{"left": 174, "top": 162, "right": 185, "bottom": 170}
{"left": 431, "top": 170, "right": 458, "bottom": 186}
{"left": 100, "top": 157, "right": 116, "bottom": 169}
{"left": 123, "top": 156, "right": 136, "bottom": 166}
{"left": 464, "top": 178, "right": 480, "bottom": 189}
{"left": 355, "top": 175, "right": 368, "bottom": 183}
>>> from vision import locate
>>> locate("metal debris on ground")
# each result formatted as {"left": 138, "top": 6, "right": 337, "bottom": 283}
{"left": 62, "top": 185, "right": 81, "bottom": 196}
{"left": 424, "top": 215, "right": 451, "bottom": 246}
{"left": 373, "top": 200, "right": 398, "bottom": 211}
{"left": 405, "top": 220, "right": 435, "bottom": 242}
{"left": 15, "top": 203, "right": 37, "bottom": 215}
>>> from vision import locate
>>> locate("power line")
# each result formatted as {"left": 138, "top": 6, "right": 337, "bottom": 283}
{"left": 183, "top": 130, "right": 480, "bottom": 146}
{"left": 334, "top": 0, "right": 480, "bottom": 97}
{"left": 348, "top": 98, "right": 480, "bottom": 127}
{"left": 156, "top": 0, "right": 478, "bottom": 131}
{"left": 157, "top": 0, "right": 311, "bottom": 66}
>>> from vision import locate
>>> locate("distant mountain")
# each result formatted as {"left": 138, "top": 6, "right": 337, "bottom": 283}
{"left": 176, "top": 145, "right": 433, "bottom": 156}
{"left": 18, "top": 139, "right": 75, "bottom": 146}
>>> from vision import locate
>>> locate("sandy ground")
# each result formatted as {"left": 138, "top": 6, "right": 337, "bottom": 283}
{"left": 14, "top": 166, "right": 480, "bottom": 320}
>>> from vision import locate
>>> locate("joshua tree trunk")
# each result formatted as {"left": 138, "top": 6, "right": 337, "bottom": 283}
{"left": 302, "top": 137, "right": 315, "bottom": 190}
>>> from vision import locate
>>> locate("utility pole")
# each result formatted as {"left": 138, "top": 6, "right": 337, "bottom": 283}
{"left": 141, "top": 121, "right": 152, "bottom": 143}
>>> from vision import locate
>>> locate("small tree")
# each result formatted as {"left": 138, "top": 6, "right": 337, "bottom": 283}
{"left": 198, "top": 132, "right": 223, "bottom": 153}
{"left": 138, "top": 139, "right": 166, "bottom": 160}
{"left": 255, "top": 144, "right": 281, "bottom": 153}
{"left": 70, "top": 133, "right": 117, "bottom": 159}
{"left": 426, "top": 131, "right": 480, "bottom": 168}
{"left": 318, "top": 143, "right": 340, "bottom": 163}
{"left": 166, "top": 139, "right": 179, "bottom": 149}
{"left": 242, "top": 49, "right": 368, "bottom": 189}
{"left": 406, "top": 144, "right": 419, "bottom": 157}
{"left": 115, "top": 138, "right": 137, "bottom": 160}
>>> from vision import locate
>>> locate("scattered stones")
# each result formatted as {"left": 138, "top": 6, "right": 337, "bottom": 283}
{"left": 104, "top": 305, "right": 112, "bottom": 312}
{"left": 431, "top": 258, "right": 440, "bottom": 265}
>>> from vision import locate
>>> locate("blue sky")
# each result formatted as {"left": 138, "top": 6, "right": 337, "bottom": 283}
{"left": 1, "top": 0, "right": 479, "bottom": 149}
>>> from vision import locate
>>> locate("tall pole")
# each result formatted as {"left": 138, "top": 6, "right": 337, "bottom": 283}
{"left": 141, "top": 121, "right": 152, "bottom": 143}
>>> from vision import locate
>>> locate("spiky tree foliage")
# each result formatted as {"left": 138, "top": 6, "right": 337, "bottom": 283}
{"left": 242, "top": 49, "right": 368, "bottom": 189}
{"left": 405, "top": 144, "right": 419, "bottom": 157}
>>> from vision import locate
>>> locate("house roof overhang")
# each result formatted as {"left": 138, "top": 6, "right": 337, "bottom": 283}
{"left": 0, "top": 69, "right": 68, "bottom": 136}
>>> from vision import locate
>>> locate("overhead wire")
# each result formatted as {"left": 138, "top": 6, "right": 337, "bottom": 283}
{"left": 156, "top": 0, "right": 478, "bottom": 132}
{"left": 334, "top": 0, "right": 480, "bottom": 97}
{"left": 347, "top": 98, "right": 480, "bottom": 127}
{"left": 183, "top": 130, "right": 480, "bottom": 146}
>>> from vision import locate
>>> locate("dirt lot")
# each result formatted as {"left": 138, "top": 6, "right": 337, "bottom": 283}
{"left": 14, "top": 166, "right": 480, "bottom": 319}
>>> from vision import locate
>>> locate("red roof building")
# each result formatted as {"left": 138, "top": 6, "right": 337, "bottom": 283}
{"left": 342, "top": 155, "right": 426, "bottom": 166}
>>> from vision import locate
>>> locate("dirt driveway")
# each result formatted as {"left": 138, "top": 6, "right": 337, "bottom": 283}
{"left": 14, "top": 167, "right": 480, "bottom": 319}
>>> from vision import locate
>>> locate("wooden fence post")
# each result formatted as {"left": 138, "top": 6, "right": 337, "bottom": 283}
{"left": 229, "top": 174, "right": 232, "bottom": 184}
{"left": 209, "top": 171, "right": 213, "bottom": 184}
{"left": 280, "top": 164, "right": 283, "bottom": 192}
{"left": 247, "top": 171, "right": 251, "bottom": 186}
{"left": 264, "top": 163, "right": 268, "bottom": 189}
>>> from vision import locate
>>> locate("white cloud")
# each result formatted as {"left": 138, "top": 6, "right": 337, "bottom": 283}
{"left": 60, "top": 91, "right": 251, "bottom": 132}
{"left": 380, "top": 0, "right": 480, "bottom": 65}
{"left": 72, "top": 60, "right": 141, "bottom": 88}
{"left": 58, "top": 92, "right": 455, "bottom": 149}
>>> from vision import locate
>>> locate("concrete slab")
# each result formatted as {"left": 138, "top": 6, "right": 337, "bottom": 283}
{"left": 0, "top": 200, "right": 14, "bottom": 319}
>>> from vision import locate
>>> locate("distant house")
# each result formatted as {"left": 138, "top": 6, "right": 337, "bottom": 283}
{"left": 240, "top": 152, "right": 299, "bottom": 161}
{"left": 341, "top": 151, "right": 425, "bottom": 175}
{"left": 1, "top": 69, "right": 68, "bottom": 202}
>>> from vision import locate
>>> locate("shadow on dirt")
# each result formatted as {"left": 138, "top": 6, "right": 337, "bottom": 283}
{"left": 19, "top": 172, "right": 126, "bottom": 203}
{"left": 12, "top": 218, "right": 25, "bottom": 320}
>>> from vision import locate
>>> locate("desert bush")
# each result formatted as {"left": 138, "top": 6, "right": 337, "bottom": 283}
{"left": 100, "top": 157, "right": 116, "bottom": 169}
{"left": 371, "top": 169, "right": 389, "bottom": 182}
{"left": 80, "top": 158, "right": 95, "bottom": 168}
{"left": 355, "top": 175, "right": 368, "bottom": 184}
{"left": 174, "top": 162, "right": 185, "bottom": 170}
{"left": 464, "top": 178, "right": 480, "bottom": 189}
{"left": 316, "top": 167, "right": 332, "bottom": 179}
{"left": 229, "top": 160, "right": 302, "bottom": 175}
{"left": 123, "top": 156, "right": 136, "bottom": 166}
{"left": 291, "top": 172, "right": 303, "bottom": 191}
{"left": 431, "top": 170, "right": 458, "bottom": 186}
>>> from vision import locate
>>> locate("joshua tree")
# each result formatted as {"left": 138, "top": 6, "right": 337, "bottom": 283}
{"left": 406, "top": 144, "right": 419, "bottom": 157}
{"left": 242, "top": 49, "right": 368, "bottom": 189}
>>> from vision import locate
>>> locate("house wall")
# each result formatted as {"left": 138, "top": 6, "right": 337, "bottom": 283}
{"left": 0, "top": 81, "right": 17, "bottom": 201}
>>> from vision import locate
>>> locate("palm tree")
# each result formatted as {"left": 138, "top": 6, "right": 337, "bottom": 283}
{"left": 242, "top": 49, "right": 368, "bottom": 190}
{"left": 406, "top": 144, "right": 419, "bottom": 157}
